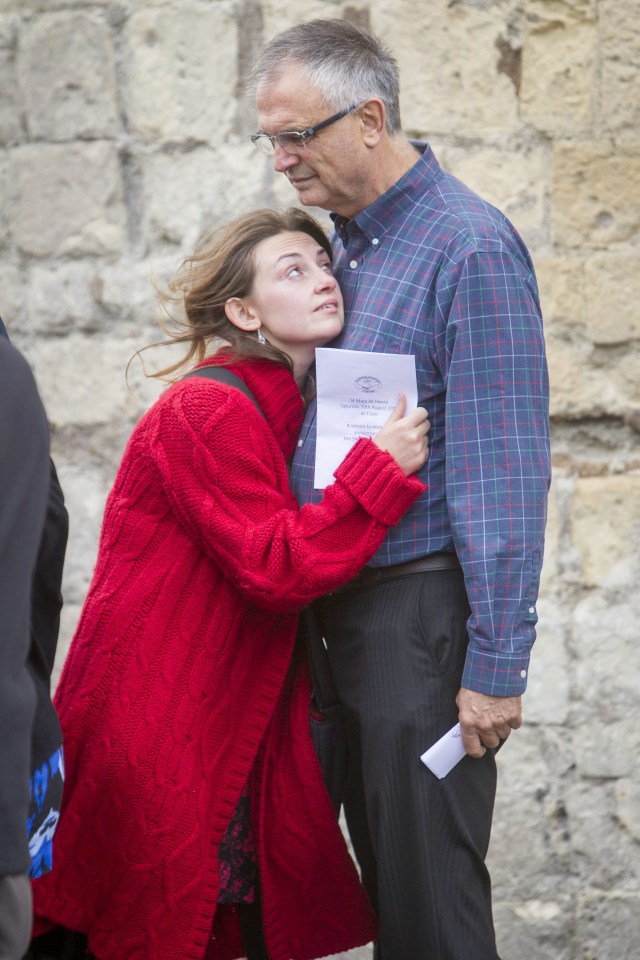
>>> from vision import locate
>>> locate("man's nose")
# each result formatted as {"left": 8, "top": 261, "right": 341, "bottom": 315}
{"left": 273, "top": 142, "right": 302, "bottom": 172}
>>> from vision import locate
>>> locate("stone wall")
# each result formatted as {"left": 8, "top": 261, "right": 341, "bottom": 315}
{"left": 1, "top": 1, "right": 639, "bottom": 957}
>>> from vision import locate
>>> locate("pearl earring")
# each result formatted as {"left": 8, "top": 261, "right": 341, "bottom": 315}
{"left": 257, "top": 328, "right": 266, "bottom": 345}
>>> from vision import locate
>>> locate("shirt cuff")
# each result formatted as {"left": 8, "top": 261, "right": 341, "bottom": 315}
{"left": 462, "top": 646, "right": 531, "bottom": 697}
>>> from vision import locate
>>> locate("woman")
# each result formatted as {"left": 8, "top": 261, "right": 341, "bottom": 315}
{"left": 30, "top": 208, "right": 429, "bottom": 960}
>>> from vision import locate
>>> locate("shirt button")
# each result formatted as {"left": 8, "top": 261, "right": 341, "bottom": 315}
{"left": 349, "top": 259, "right": 358, "bottom": 269}
{"left": 520, "top": 670, "right": 527, "bottom": 678}
{"left": 371, "top": 238, "right": 379, "bottom": 245}
{"left": 297, "top": 438, "right": 303, "bottom": 447}
{"left": 528, "top": 606, "right": 535, "bottom": 614}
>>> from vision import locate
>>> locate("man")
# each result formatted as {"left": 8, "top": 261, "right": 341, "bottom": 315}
{"left": 0, "top": 335, "right": 50, "bottom": 959}
{"left": 250, "top": 19, "right": 551, "bottom": 960}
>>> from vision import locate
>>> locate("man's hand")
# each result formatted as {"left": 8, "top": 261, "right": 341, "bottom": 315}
{"left": 456, "top": 688, "right": 522, "bottom": 758}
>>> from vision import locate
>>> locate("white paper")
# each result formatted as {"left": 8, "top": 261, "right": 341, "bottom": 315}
{"left": 420, "top": 723, "right": 467, "bottom": 779}
{"left": 314, "top": 348, "right": 418, "bottom": 489}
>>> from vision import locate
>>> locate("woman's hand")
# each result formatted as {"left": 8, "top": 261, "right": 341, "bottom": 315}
{"left": 372, "top": 393, "right": 430, "bottom": 476}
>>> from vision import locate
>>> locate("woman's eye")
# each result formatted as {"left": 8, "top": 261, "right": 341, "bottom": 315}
{"left": 287, "top": 265, "right": 302, "bottom": 277}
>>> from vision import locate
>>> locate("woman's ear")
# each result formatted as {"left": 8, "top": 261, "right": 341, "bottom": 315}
{"left": 224, "top": 297, "right": 260, "bottom": 332}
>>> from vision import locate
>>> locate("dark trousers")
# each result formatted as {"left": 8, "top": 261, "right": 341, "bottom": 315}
{"left": 318, "top": 567, "right": 500, "bottom": 960}
{"left": 0, "top": 874, "right": 31, "bottom": 960}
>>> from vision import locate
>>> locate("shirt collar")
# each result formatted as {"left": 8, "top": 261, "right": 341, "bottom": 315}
{"left": 331, "top": 142, "right": 441, "bottom": 246}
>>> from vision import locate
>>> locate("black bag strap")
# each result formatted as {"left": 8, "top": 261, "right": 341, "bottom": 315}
{"left": 182, "top": 365, "right": 264, "bottom": 418}
{"left": 302, "top": 604, "right": 341, "bottom": 715}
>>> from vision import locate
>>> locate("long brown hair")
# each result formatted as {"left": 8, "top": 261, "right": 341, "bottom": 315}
{"left": 142, "top": 208, "right": 332, "bottom": 382}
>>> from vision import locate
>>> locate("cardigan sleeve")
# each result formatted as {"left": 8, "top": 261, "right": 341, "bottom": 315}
{"left": 146, "top": 384, "right": 426, "bottom": 612}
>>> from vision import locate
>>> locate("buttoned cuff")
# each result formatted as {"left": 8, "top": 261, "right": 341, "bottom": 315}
{"left": 462, "top": 646, "right": 531, "bottom": 697}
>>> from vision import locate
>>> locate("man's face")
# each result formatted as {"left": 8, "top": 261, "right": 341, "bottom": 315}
{"left": 256, "top": 63, "right": 368, "bottom": 218}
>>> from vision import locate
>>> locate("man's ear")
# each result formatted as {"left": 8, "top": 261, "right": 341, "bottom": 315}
{"left": 359, "top": 99, "right": 385, "bottom": 147}
{"left": 225, "top": 298, "right": 260, "bottom": 332}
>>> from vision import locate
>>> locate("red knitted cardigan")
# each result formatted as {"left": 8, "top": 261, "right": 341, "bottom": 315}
{"left": 32, "top": 358, "right": 425, "bottom": 960}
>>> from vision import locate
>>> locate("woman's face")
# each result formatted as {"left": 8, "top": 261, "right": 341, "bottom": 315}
{"left": 242, "top": 230, "right": 344, "bottom": 372}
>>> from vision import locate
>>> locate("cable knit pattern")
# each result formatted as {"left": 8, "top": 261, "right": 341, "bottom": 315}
{"left": 32, "top": 359, "right": 425, "bottom": 960}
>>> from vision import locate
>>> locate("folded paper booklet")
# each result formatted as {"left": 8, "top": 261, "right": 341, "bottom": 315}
{"left": 314, "top": 347, "right": 418, "bottom": 489}
{"left": 420, "top": 723, "right": 467, "bottom": 779}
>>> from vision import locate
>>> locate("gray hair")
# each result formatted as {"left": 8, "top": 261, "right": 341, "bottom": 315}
{"left": 248, "top": 19, "right": 402, "bottom": 135}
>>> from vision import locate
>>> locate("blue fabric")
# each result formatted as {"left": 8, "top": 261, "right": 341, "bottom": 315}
{"left": 27, "top": 747, "right": 64, "bottom": 879}
{"left": 290, "top": 144, "right": 551, "bottom": 696}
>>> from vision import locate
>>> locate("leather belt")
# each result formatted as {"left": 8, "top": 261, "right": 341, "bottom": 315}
{"left": 330, "top": 552, "right": 461, "bottom": 596}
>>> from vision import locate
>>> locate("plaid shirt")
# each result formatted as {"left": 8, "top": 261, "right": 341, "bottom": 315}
{"left": 290, "top": 144, "right": 551, "bottom": 697}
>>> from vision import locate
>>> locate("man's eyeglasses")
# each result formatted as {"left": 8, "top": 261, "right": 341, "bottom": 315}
{"left": 251, "top": 102, "right": 363, "bottom": 155}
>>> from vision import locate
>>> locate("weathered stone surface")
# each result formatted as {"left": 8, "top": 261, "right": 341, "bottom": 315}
{"left": 571, "top": 475, "right": 640, "bottom": 589}
{"left": 575, "top": 891, "right": 640, "bottom": 959}
{"left": 525, "top": 601, "right": 571, "bottom": 726}
{"left": 443, "top": 142, "right": 550, "bottom": 248}
{"left": 18, "top": 11, "right": 119, "bottom": 141}
{"left": 615, "top": 778, "right": 640, "bottom": 844}
{"left": 599, "top": 0, "right": 640, "bottom": 141}
{"left": 552, "top": 143, "right": 640, "bottom": 248}
{"left": 123, "top": 7, "right": 238, "bottom": 141}
{"left": 9, "top": 142, "right": 126, "bottom": 257}
{"left": 0, "top": 262, "right": 24, "bottom": 327}
{"left": 0, "top": 16, "right": 22, "bottom": 144}
{"left": 374, "top": 0, "right": 521, "bottom": 137}
{"left": 545, "top": 332, "right": 606, "bottom": 419}
{"left": 565, "top": 779, "right": 640, "bottom": 891}
{"left": 26, "top": 262, "right": 102, "bottom": 335}
{"left": 138, "top": 143, "right": 267, "bottom": 253}
{"left": 535, "top": 257, "right": 586, "bottom": 332}
{"left": 0, "top": 149, "right": 10, "bottom": 251}
{"left": 572, "top": 590, "right": 640, "bottom": 727}
{"left": 584, "top": 255, "right": 640, "bottom": 345}
{"left": 520, "top": 0, "right": 596, "bottom": 136}
{"left": 26, "top": 334, "right": 164, "bottom": 428}
{"left": 493, "top": 898, "right": 572, "bottom": 960}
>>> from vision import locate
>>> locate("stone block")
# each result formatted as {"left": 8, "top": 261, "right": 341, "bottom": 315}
{"left": 615, "top": 778, "right": 640, "bottom": 844}
{"left": 520, "top": 0, "right": 596, "bottom": 136}
{"left": 0, "top": 16, "right": 22, "bottom": 144}
{"left": 584, "top": 255, "right": 640, "bottom": 345}
{"left": 443, "top": 142, "right": 549, "bottom": 248}
{"left": 552, "top": 143, "right": 640, "bottom": 248}
{"left": 546, "top": 333, "right": 604, "bottom": 419}
{"left": 565, "top": 779, "right": 639, "bottom": 890}
{"left": 599, "top": 0, "right": 640, "bottom": 141}
{"left": 138, "top": 143, "right": 267, "bottom": 253}
{"left": 538, "top": 482, "right": 559, "bottom": 595}
{"left": 9, "top": 141, "right": 126, "bottom": 257}
{"left": 525, "top": 604, "right": 570, "bottom": 726}
{"left": 18, "top": 11, "right": 119, "bottom": 140}
{"left": 493, "top": 898, "right": 572, "bottom": 960}
{"left": 0, "top": 263, "right": 24, "bottom": 332}
{"left": 123, "top": 6, "right": 238, "bottom": 141}
{"left": 488, "top": 727, "right": 574, "bottom": 898}
{"left": 575, "top": 891, "right": 640, "bottom": 960}
{"left": 373, "top": 0, "right": 520, "bottom": 137}
{"left": 572, "top": 591, "right": 640, "bottom": 729}
{"left": 26, "top": 334, "right": 164, "bottom": 428}
{"left": 0, "top": 149, "right": 9, "bottom": 250}
{"left": 26, "top": 262, "right": 103, "bottom": 335}
{"left": 570, "top": 475, "right": 640, "bottom": 589}
{"left": 534, "top": 257, "right": 586, "bottom": 333}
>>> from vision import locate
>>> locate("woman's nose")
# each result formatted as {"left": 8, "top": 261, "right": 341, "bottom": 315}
{"left": 315, "top": 268, "right": 337, "bottom": 290}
